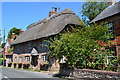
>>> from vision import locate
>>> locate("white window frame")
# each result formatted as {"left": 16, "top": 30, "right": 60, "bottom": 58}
{"left": 42, "top": 55, "right": 48, "bottom": 61}
{"left": 6, "top": 57, "right": 12, "bottom": 62}
{"left": 106, "top": 56, "right": 117, "bottom": 65}
{"left": 25, "top": 56, "right": 30, "bottom": 62}
{"left": 19, "top": 57, "right": 22, "bottom": 62}
{"left": 14, "top": 57, "right": 17, "bottom": 62}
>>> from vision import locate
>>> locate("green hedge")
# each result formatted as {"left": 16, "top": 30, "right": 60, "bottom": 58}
{"left": 0, "top": 58, "right": 3, "bottom": 64}
{"left": 0, "top": 54, "right": 3, "bottom": 58}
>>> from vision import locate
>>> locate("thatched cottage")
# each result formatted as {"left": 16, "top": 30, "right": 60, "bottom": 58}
{"left": 11, "top": 8, "right": 81, "bottom": 70}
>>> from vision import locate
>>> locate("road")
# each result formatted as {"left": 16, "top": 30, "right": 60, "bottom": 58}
{"left": 0, "top": 68, "right": 65, "bottom": 80}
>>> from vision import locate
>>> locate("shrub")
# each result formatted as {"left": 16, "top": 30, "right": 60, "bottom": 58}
{"left": 8, "top": 47, "right": 14, "bottom": 53}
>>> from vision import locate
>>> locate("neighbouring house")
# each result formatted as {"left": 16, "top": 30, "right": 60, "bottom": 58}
{"left": 11, "top": 8, "right": 81, "bottom": 71}
{"left": 5, "top": 29, "right": 24, "bottom": 67}
{"left": 0, "top": 48, "right": 3, "bottom": 65}
{"left": 91, "top": 1, "right": 120, "bottom": 65}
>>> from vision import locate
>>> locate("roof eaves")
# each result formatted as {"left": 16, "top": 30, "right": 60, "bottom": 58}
{"left": 91, "top": 2, "right": 120, "bottom": 23}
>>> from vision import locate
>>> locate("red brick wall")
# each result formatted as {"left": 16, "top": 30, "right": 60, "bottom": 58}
{"left": 95, "top": 14, "right": 120, "bottom": 56}
{"left": 96, "top": 14, "right": 120, "bottom": 44}
{"left": 116, "top": 36, "right": 120, "bottom": 45}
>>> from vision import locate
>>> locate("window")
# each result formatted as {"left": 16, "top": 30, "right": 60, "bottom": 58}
{"left": 6, "top": 57, "right": 12, "bottom": 62}
{"left": 41, "top": 40, "right": 50, "bottom": 47}
{"left": 105, "top": 22, "right": 115, "bottom": 39}
{"left": 106, "top": 46, "right": 117, "bottom": 65}
{"left": 105, "top": 22, "right": 114, "bottom": 32}
{"left": 14, "top": 57, "right": 17, "bottom": 62}
{"left": 63, "top": 24, "right": 75, "bottom": 32}
{"left": 42, "top": 55, "right": 48, "bottom": 61}
{"left": 19, "top": 57, "right": 22, "bottom": 62}
{"left": 107, "top": 23, "right": 114, "bottom": 32}
{"left": 106, "top": 55, "right": 117, "bottom": 65}
{"left": 25, "top": 56, "right": 30, "bottom": 62}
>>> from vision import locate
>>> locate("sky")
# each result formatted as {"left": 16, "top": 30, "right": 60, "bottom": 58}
{"left": 2, "top": 2, "right": 83, "bottom": 37}
{"left": 1, "top": 0, "right": 120, "bottom": 42}
{"left": 1, "top": 0, "right": 120, "bottom": 2}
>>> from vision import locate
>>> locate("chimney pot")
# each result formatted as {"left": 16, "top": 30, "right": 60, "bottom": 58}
{"left": 49, "top": 7, "right": 57, "bottom": 17}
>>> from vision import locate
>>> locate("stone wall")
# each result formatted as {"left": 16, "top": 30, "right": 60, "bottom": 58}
{"left": 60, "top": 68, "right": 120, "bottom": 79}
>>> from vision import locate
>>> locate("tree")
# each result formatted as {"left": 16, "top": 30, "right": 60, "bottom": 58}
{"left": 0, "top": 37, "right": 2, "bottom": 45}
{"left": 7, "top": 27, "right": 21, "bottom": 39}
{"left": 1, "top": 43, "right": 5, "bottom": 48}
{"left": 8, "top": 46, "right": 14, "bottom": 53}
{"left": 46, "top": 22, "right": 115, "bottom": 70}
{"left": 81, "top": 2, "right": 109, "bottom": 24}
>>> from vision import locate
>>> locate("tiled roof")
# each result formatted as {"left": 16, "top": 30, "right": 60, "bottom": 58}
{"left": 91, "top": 2, "right": 120, "bottom": 22}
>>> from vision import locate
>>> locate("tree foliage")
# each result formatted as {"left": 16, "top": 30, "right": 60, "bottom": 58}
{"left": 1, "top": 43, "right": 5, "bottom": 48}
{"left": 46, "top": 22, "right": 115, "bottom": 70}
{"left": 7, "top": 27, "right": 21, "bottom": 39}
{"left": 8, "top": 46, "right": 14, "bottom": 53}
{"left": 0, "top": 54, "right": 3, "bottom": 58}
{"left": 81, "top": 2, "right": 109, "bottom": 24}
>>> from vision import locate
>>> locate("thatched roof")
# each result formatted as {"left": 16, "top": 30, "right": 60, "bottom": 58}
{"left": 11, "top": 8, "right": 81, "bottom": 45}
{"left": 91, "top": 2, "right": 120, "bottom": 23}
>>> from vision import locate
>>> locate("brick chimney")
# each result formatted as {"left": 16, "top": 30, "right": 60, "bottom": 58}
{"left": 11, "top": 33, "right": 16, "bottom": 39}
{"left": 8, "top": 29, "right": 23, "bottom": 44}
{"left": 8, "top": 33, "right": 17, "bottom": 44}
{"left": 49, "top": 7, "right": 57, "bottom": 17}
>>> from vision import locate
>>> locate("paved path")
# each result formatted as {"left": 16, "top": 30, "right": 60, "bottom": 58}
{"left": 1, "top": 68, "right": 64, "bottom": 80}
